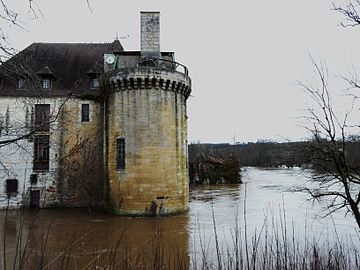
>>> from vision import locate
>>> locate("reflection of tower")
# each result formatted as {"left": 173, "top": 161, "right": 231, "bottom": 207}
{"left": 104, "top": 12, "right": 192, "bottom": 215}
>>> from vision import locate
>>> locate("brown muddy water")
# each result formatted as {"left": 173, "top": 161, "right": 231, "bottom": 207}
{"left": 1, "top": 167, "right": 359, "bottom": 269}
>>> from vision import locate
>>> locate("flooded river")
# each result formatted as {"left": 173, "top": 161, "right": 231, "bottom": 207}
{"left": 1, "top": 167, "right": 359, "bottom": 268}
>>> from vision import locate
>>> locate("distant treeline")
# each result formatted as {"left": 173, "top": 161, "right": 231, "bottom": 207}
{"left": 188, "top": 140, "right": 360, "bottom": 169}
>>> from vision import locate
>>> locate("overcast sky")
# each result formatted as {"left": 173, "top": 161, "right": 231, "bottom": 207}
{"left": 5, "top": 0, "right": 360, "bottom": 143}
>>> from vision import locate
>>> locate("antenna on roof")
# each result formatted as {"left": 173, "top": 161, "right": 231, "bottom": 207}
{"left": 114, "top": 33, "right": 130, "bottom": 40}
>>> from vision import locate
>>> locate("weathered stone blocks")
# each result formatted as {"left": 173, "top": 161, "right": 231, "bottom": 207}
{"left": 140, "top": 12, "right": 161, "bottom": 58}
{"left": 106, "top": 67, "right": 191, "bottom": 215}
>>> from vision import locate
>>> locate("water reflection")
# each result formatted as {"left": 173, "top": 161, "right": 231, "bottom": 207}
{"left": 0, "top": 210, "right": 190, "bottom": 269}
{"left": 190, "top": 184, "right": 240, "bottom": 203}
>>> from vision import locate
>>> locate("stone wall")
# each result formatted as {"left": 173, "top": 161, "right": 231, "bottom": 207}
{"left": 0, "top": 96, "right": 103, "bottom": 209}
{"left": 0, "top": 97, "right": 63, "bottom": 208}
{"left": 57, "top": 99, "right": 104, "bottom": 207}
{"left": 107, "top": 69, "right": 190, "bottom": 215}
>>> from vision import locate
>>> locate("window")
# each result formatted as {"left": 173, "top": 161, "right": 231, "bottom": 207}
{"left": 34, "top": 135, "right": 50, "bottom": 171}
{"left": 81, "top": 104, "right": 90, "bottom": 122}
{"left": 30, "top": 174, "right": 38, "bottom": 185}
{"left": 116, "top": 138, "right": 125, "bottom": 170}
{"left": 91, "top": 78, "right": 100, "bottom": 89}
{"left": 17, "top": 78, "right": 26, "bottom": 90}
{"left": 42, "top": 79, "right": 52, "bottom": 89}
{"left": 6, "top": 179, "right": 18, "bottom": 195}
{"left": 35, "top": 104, "right": 50, "bottom": 131}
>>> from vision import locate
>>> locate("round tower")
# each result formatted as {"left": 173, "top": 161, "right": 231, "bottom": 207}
{"left": 104, "top": 12, "right": 191, "bottom": 215}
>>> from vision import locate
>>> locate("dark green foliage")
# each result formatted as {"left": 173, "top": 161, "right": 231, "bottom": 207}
{"left": 189, "top": 153, "right": 241, "bottom": 184}
{"left": 221, "top": 155, "right": 241, "bottom": 183}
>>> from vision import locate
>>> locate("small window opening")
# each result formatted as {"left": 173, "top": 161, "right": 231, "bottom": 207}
{"left": 81, "top": 104, "right": 90, "bottom": 122}
{"left": 30, "top": 174, "right": 38, "bottom": 185}
{"left": 116, "top": 138, "right": 125, "bottom": 170}
{"left": 42, "top": 79, "right": 52, "bottom": 90}
{"left": 91, "top": 78, "right": 100, "bottom": 89}
{"left": 6, "top": 179, "right": 18, "bottom": 195}
{"left": 17, "top": 78, "right": 26, "bottom": 90}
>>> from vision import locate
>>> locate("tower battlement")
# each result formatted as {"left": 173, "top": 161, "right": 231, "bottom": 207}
{"left": 108, "top": 67, "right": 191, "bottom": 98}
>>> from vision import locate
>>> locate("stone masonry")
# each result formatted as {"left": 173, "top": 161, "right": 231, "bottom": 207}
{"left": 140, "top": 11, "right": 161, "bottom": 59}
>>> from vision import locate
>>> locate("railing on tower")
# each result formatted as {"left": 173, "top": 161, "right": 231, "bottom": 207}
{"left": 137, "top": 58, "right": 189, "bottom": 76}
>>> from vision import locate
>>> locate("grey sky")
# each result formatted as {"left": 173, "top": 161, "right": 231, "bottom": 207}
{"left": 5, "top": 0, "right": 360, "bottom": 143}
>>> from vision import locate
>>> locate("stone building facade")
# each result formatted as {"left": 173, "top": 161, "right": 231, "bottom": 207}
{"left": 0, "top": 12, "right": 191, "bottom": 215}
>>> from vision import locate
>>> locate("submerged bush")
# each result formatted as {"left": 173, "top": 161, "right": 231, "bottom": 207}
{"left": 189, "top": 153, "right": 241, "bottom": 184}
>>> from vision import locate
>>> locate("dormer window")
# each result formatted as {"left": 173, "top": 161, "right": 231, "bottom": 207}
{"left": 86, "top": 63, "right": 101, "bottom": 89}
{"left": 91, "top": 78, "right": 100, "bottom": 89}
{"left": 17, "top": 78, "right": 26, "bottom": 90}
{"left": 36, "top": 66, "right": 56, "bottom": 91}
{"left": 42, "top": 78, "right": 52, "bottom": 90}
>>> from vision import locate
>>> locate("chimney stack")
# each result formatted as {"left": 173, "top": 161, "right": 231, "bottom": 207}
{"left": 140, "top": 11, "right": 161, "bottom": 59}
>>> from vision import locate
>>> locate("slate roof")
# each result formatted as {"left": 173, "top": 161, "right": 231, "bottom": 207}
{"left": 36, "top": 66, "right": 56, "bottom": 77}
{"left": 0, "top": 40, "right": 123, "bottom": 96}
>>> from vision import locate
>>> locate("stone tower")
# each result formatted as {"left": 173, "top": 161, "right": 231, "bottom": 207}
{"left": 104, "top": 12, "right": 191, "bottom": 215}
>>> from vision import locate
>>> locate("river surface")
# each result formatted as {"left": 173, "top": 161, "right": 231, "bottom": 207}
{"left": 1, "top": 167, "right": 359, "bottom": 268}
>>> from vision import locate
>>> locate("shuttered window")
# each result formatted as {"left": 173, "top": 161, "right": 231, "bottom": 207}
{"left": 34, "top": 135, "right": 50, "bottom": 171}
{"left": 35, "top": 104, "right": 50, "bottom": 131}
{"left": 6, "top": 179, "right": 18, "bottom": 195}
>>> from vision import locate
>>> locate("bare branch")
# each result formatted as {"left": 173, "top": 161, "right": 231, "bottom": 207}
{"left": 333, "top": 1, "right": 360, "bottom": 27}
{"left": 300, "top": 56, "right": 360, "bottom": 229}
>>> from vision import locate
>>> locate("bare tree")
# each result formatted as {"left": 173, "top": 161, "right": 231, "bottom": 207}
{"left": 0, "top": 1, "right": 109, "bottom": 210}
{"left": 294, "top": 0, "right": 360, "bottom": 229}
{"left": 298, "top": 58, "right": 360, "bottom": 229}
{"left": 0, "top": 0, "right": 92, "bottom": 62}
{"left": 61, "top": 133, "right": 104, "bottom": 208}
{"left": 333, "top": 0, "right": 360, "bottom": 27}
{"left": 0, "top": 0, "right": 94, "bottom": 149}
{"left": 0, "top": 0, "right": 42, "bottom": 62}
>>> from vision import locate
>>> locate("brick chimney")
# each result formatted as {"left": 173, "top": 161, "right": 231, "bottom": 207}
{"left": 140, "top": 11, "right": 161, "bottom": 59}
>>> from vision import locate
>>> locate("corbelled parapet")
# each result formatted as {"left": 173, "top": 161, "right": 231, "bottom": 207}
{"left": 108, "top": 66, "right": 191, "bottom": 99}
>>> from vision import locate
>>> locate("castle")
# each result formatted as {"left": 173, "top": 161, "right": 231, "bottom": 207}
{"left": 0, "top": 12, "right": 191, "bottom": 215}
